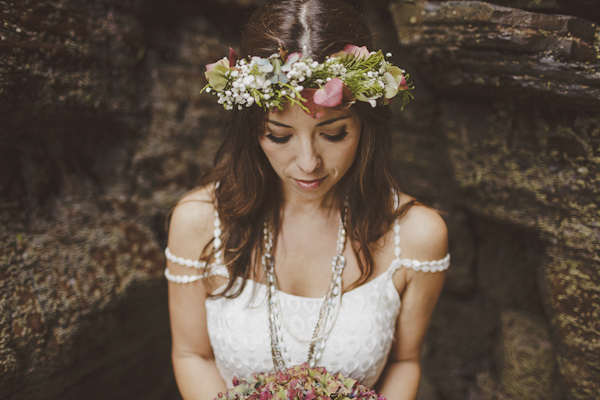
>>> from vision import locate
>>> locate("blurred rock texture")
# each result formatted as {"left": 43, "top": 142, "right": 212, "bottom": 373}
{"left": 0, "top": 0, "right": 598, "bottom": 399}
{"left": 389, "top": 0, "right": 600, "bottom": 399}
{"left": 0, "top": 0, "right": 239, "bottom": 398}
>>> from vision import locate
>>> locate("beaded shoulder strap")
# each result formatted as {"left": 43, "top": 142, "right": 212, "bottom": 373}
{"left": 164, "top": 186, "right": 229, "bottom": 283}
{"left": 388, "top": 219, "right": 450, "bottom": 273}
{"left": 388, "top": 194, "right": 450, "bottom": 274}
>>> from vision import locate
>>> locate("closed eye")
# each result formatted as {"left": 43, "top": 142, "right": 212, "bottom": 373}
{"left": 266, "top": 133, "right": 291, "bottom": 144}
{"left": 323, "top": 131, "right": 349, "bottom": 143}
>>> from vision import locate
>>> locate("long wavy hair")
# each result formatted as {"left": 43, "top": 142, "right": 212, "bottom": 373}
{"left": 200, "top": 0, "right": 411, "bottom": 297}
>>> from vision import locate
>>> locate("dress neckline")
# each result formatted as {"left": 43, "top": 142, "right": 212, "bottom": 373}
{"left": 214, "top": 264, "right": 396, "bottom": 301}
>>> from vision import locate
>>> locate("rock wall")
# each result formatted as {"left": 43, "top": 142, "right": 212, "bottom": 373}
{"left": 1, "top": 0, "right": 598, "bottom": 399}
{"left": 0, "top": 1, "right": 176, "bottom": 399}
{"left": 0, "top": 0, "right": 262, "bottom": 398}
{"left": 388, "top": 1, "right": 600, "bottom": 399}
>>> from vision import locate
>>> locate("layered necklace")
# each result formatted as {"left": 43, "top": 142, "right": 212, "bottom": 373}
{"left": 262, "top": 203, "right": 348, "bottom": 371}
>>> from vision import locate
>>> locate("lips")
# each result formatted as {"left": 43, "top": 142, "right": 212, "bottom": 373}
{"left": 294, "top": 177, "right": 326, "bottom": 190}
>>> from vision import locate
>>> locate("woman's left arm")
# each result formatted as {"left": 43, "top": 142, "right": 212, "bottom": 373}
{"left": 377, "top": 206, "right": 448, "bottom": 400}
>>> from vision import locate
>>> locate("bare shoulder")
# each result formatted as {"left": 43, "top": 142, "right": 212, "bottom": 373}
{"left": 391, "top": 199, "right": 448, "bottom": 292}
{"left": 168, "top": 183, "right": 217, "bottom": 260}
{"left": 397, "top": 200, "right": 448, "bottom": 262}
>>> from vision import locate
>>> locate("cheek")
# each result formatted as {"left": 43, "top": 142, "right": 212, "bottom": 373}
{"left": 326, "top": 148, "right": 356, "bottom": 178}
{"left": 258, "top": 137, "right": 286, "bottom": 170}
{"left": 336, "top": 135, "right": 361, "bottom": 171}
{"left": 258, "top": 135, "right": 277, "bottom": 156}
{"left": 339, "top": 149, "right": 358, "bottom": 172}
{"left": 258, "top": 136, "right": 270, "bottom": 157}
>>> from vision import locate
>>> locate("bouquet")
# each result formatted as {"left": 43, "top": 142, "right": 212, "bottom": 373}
{"left": 214, "top": 363, "right": 386, "bottom": 400}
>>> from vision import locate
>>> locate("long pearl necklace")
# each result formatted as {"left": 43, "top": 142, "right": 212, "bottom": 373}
{"left": 262, "top": 205, "right": 348, "bottom": 371}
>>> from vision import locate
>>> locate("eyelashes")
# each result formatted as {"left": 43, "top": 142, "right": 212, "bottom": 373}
{"left": 265, "top": 134, "right": 291, "bottom": 144}
{"left": 323, "top": 131, "right": 348, "bottom": 142}
{"left": 265, "top": 131, "right": 349, "bottom": 144}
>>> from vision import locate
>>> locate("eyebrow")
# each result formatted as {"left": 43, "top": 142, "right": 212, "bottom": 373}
{"left": 267, "top": 115, "right": 352, "bottom": 128}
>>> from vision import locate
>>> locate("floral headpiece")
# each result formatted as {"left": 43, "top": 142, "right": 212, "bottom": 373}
{"left": 202, "top": 45, "right": 413, "bottom": 118}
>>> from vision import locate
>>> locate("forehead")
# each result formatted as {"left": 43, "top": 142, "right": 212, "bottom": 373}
{"left": 266, "top": 104, "right": 359, "bottom": 129}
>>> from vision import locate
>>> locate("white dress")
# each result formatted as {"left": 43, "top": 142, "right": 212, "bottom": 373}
{"left": 165, "top": 214, "right": 450, "bottom": 389}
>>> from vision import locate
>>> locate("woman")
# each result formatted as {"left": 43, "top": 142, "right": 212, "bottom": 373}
{"left": 165, "top": 1, "right": 449, "bottom": 399}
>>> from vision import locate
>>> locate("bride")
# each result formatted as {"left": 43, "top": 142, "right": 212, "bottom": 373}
{"left": 164, "top": 1, "right": 449, "bottom": 399}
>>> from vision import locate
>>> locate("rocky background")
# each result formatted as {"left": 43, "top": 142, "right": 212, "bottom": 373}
{"left": 0, "top": 0, "right": 598, "bottom": 399}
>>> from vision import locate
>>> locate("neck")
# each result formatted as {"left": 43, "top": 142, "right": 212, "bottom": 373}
{"left": 279, "top": 178, "right": 347, "bottom": 216}
{"left": 280, "top": 189, "right": 343, "bottom": 218}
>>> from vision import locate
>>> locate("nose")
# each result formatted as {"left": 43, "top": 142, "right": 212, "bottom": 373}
{"left": 296, "top": 139, "right": 321, "bottom": 173}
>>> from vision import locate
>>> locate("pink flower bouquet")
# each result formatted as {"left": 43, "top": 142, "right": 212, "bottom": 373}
{"left": 214, "top": 363, "right": 386, "bottom": 400}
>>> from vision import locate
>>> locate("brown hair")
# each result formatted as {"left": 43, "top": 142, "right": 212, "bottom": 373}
{"left": 200, "top": 0, "right": 409, "bottom": 297}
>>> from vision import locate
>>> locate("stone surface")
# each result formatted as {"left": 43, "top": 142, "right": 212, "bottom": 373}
{"left": 0, "top": 0, "right": 148, "bottom": 216}
{"left": 424, "top": 294, "right": 499, "bottom": 399}
{"left": 436, "top": 91, "right": 600, "bottom": 400}
{"left": 488, "top": 0, "right": 600, "bottom": 23}
{"left": 499, "top": 310, "right": 558, "bottom": 400}
{"left": 1, "top": 2, "right": 159, "bottom": 396}
{"left": 539, "top": 245, "right": 600, "bottom": 400}
{"left": 437, "top": 100, "right": 600, "bottom": 400}
{"left": 391, "top": 1, "right": 600, "bottom": 399}
{"left": 132, "top": 16, "right": 232, "bottom": 202}
{"left": 390, "top": 0, "right": 600, "bottom": 108}
{"left": 473, "top": 219, "right": 545, "bottom": 313}
{"left": 421, "top": 217, "right": 551, "bottom": 400}
{"left": 0, "top": 0, "right": 234, "bottom": 398}
{"left": 0, "top": 0, "right": 145, "bottom": 116}
{"left": 442, "top": 212, "right": 477, "bottom": 298}
{"left": 216, "top": 0, "right": 264, "bottom": 6}
{"left": 0, "top": 191, "right": 174, "bottom": 400}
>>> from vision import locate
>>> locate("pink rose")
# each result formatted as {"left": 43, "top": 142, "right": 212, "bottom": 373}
{"left": 313, "top": 78, "right": 354, "bottom": 108}
{"left": 300, "top": 79, "right": 355, "bottom": 118}
{"left": 342, "top": 44, "right": 370, "bottom": 59}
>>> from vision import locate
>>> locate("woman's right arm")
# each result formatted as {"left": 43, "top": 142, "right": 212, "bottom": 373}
{"left": 167, "top": 188, "right": 228, "bottom": 399}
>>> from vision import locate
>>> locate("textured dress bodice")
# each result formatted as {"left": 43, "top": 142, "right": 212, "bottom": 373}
{"left": 205, "top": 265, "right": 402, "bottom": 388}
{"left": 164, "top": 208, "right": 450, "bottom": 389}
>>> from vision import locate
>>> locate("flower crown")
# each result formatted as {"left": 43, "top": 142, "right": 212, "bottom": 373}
{"left": 202, "top": 45, "right": 413, "bottom": 118}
